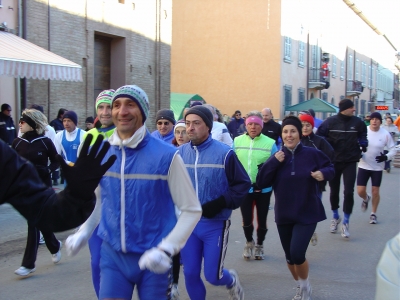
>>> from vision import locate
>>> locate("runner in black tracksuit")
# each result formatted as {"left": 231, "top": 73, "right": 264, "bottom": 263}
{"left": 316, "top": 99, "right": 368, "bottom": 238}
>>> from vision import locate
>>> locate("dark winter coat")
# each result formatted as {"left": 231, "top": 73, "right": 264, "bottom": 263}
{"left": 12, "top": 131, "right": 59, "bottom": 187}
{"left": 256, "top": 143, "right": 334, "bottom": 225}
{"left": 0, "top": 139, "right": 95, "bottom": 231}
{"left": 0, "top": 112, "right": 17, "bottom": 145}
{"left": 316, "top": 113, "right": 368, "bottom": 163}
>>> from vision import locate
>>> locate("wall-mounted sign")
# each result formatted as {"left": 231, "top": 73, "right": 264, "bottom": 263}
{"left": 375, "top": 105, "right": 389, "bottom": 110}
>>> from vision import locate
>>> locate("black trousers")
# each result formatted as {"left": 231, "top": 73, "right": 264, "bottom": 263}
{"left": 21, "top": 226, "right": 60, "bottom": 269}
{"left": 240, "top": 191, "right": 272, "bottom": 245}
{"left": 329, "top": 161, "right": 357, "bottom": 215}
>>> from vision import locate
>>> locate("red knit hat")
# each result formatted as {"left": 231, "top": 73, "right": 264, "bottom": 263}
{"left": 299, "top": 114, "right": 314, "bottom": 128}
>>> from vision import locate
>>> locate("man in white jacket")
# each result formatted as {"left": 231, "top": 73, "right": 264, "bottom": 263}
{"left": 66, "top": 85, "right": 201, "bottom": 299}
{"left": 357, "top": 112, "right": 397, "bottom": 225}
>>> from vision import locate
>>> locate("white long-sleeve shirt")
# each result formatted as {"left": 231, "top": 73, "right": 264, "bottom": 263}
{"left": 211, "top": 121, "right": 233, "bottom": 147}
{"left": 358, "top": 127, "right": 397, "bottom": 171}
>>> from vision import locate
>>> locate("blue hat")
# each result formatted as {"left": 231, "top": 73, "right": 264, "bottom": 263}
{"left": 63, "top": 111, "right": 78, "bottom": 125}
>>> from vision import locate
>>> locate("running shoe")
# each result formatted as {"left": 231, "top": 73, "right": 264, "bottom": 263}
{"left": 361, "top": 194, "right": 371, "bottom": 212}
{"left": 292, "top": 285, "right": 301, "bottom": 300}
{"left": 341, "top": 223, "right": 350, "bottom": 238}
{"left": 39, "top": 232, "right": 45, "bottom": 245}
{"left": 243, "top": 240, "right": 255, "bottom": 260}
{"left": 300, "top": 283, "right": 312, "bottom": 300}
{"left": 227, "top": 269, "right": 244, "bottom": 300}
{"left": 330, "top": 218, "right": 341, "bottom": 233}
{"left": 170, "top": 283, "right": 180, "bottom": 300}
{"left": 369, "top": 214, "right": 377, "bottom": 224}
{"left": 14, "top": 266, "right": 36, "bottom": 276}
{"left": 52, "top": 240, "right": 62, "bottom": 264}
{"left": 310, "top": 232, "right": 318, "bottom": 246}
{"left": 254, "top": 245, "right": 264, "bottom": 260}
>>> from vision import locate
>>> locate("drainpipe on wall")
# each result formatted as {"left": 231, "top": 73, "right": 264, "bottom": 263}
{"left": 16, "top": 0, "right": 22, "bottom": 117}
{"left": 21, "top": 0, "right": 27, "bottom": 111}
{"left": 154, "top": 0, "right": 161, "bottom": 111}
{"left": 47, "top": 0, "right": 51, "bottom": 119}
{"left": 345, "top": 47, "right": 348, "bottom": 100}
{"left": 306, "top": 32, "right": 309, "bottom": 100}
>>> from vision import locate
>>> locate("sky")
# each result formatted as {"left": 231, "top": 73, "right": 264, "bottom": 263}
{"left": 352, "top": 0, "right": 400, "bottom": 51}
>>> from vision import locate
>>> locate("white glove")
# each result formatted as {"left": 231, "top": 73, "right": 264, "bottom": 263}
{"left": 138, "top": 248, "right": 172, "bottom": 274}
{"left": 65, "top": 230, "right": 90, "bottom": 257}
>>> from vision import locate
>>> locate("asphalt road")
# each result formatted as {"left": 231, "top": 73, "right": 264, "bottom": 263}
{"left": 0, "top": 169, "right": 399, "bottom": 300}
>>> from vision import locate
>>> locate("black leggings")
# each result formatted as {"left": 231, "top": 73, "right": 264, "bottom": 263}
{"left": 240, "top": 191, "right": 272, "bottom": 245}
{"left": 329, "top": 162, "right": 357, "bottom": 214}
{"left": 277, "top": 223, "right": 317, "bottom": 265}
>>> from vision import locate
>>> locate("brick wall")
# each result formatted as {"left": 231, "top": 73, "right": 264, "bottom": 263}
{"left": 25, "top": 0, "right": 171, "bottom": 131}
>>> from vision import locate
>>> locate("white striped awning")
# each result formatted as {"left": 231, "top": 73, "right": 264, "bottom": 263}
{"left": 0, "top": 31, "right": 82, "bottom": 81}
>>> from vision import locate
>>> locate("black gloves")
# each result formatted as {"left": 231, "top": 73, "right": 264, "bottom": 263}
{"left": 361, "top": 146, "right": 367, "bottom": 153}
{"left": 57, "top": 134, "right": 117, "bottom": 200}
{"left": 202, "top": 196, "right": 226, "bottom": 218}
{"left": 375, "top": 152, "right": 388, "bottom": 163}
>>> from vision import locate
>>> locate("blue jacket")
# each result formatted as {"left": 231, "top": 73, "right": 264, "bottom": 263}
{"left": 98, "top": 133, "right": 178, "bottom": 253}
{"left": 178, "top": 135, "right": 251, "bottom": 220}
{"left": 256, "top": 143, "right": 334, "bottom": 225}
{"left": 151, "top": 129, "right": 175, "bottom": 144}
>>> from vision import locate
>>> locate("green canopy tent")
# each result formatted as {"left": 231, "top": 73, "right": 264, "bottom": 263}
{"left": 170, "top": 93, "right": 206, "bottom": 120}
{"left": 285, "top": 98, "right": 339, "bottom": 113}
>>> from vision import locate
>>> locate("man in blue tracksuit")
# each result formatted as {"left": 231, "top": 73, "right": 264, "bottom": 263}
{"left": 178, "top": 106, "right": 251, "bottom": 300}
{"left": 67, "top": 85, "right": 202, "bottom": 300}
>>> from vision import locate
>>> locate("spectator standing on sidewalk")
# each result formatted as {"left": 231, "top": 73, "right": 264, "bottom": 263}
{"left": 257, "top": 116, "right": 334, "bottom": 300}
{"left": 233, "top": 111, "right": 277, "bottom": 260}
{"left": 357, "top": 112, "right": 396, "bottom": 225}
{"left": 179, "top": 105, "right": 251, "bottom": 300}
{"left": 12, "top": 109, "right": 62, "bottom": 276}
{"left": 316, "top": 99, "right": 368, "bottom": 239}
{"left": 0, "top": 103, "right": 17, "bottom": 145}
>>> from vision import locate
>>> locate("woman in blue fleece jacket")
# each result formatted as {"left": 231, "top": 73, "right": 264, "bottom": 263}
{"left": 256, "top": 116, "right": 334, "bottom": 300}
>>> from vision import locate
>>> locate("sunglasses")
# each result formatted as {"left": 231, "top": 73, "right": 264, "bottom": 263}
{"left": 157, "top": 121, "right": 170, "bottom": 126}
{"left": 19, "top": 120, "right": 26, "bottom": 124}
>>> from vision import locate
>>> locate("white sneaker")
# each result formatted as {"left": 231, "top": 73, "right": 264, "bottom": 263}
{"left": 300, "top": 283, "right": 312, "bottom": 300}
{"left": 330, "top": 218, "right": 341, "bottom": 233}
{"left": 369, "top": 214, "right": 377, "bottom": 224}
{"left": 254, "top": 245, "right": 264, "bottom": 260}
{"left": 292, "top": 285, "right": 301, "bottom": 300}
{"left": 341, "top": 223, "right": 350, "bottom": 238}
{"left": 310, "top": 232, "right": 318, "bottom": 246}
{"left": 14, "top": 266, "right": 36, "bottom": 276}
{"left": 52, "top": 240, "right": 62, "bottom": 264}
{"left": 39, "top": 232, "right": 45, "bottom": 245}
{"left": 361, "top": 194, "right": 371, "bottom": 212}
{"left": 227, "top": 269, "right": 244, "bottom": 300}
{"left": 170, "top": 283, "right": 180, "bottom": 300}
{"left": 243, "top": 240, "right": 255, "bottom": 260}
